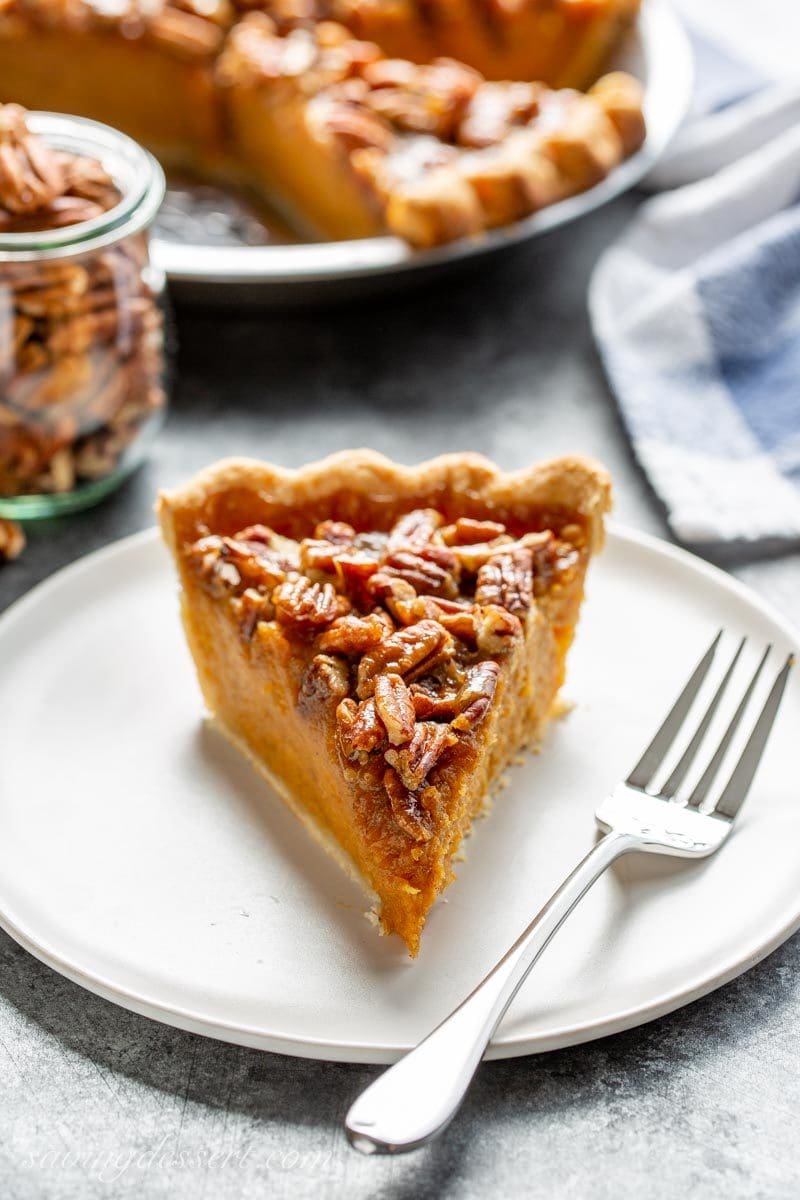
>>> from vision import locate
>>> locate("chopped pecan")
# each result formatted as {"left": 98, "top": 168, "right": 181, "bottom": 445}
{"left": 474, "top": 604, "right": 522, "bottom": 655}
{"left": 458, "top": 81, "right": 543, "bottom": 148}
{"left": 314, "top": 519, "right": 355, "bottom": 545}
{"left": 333, "top": 551, "right": 382, "bottom": 604}
{"left": 336, "top": 696, "right": 386, "bottom": 762}
{"left": 409, "top": 682, "right": 460, "bottom": 721}
{"left": 439, "top": 517, "right": 508, "bottom": 545}
{"left": 366, "top": 571, "right": 418, "bottom": 623}
{"left": 475, "top": 548, "right": 534, "bottom": 616}
{"left": 382, "top": 550, "right": 459, "bottom": 599}
{"left": 363, "top": 58, "right": 480, "bottom": 140}
{"left": 383, "top": 766, "right": 433, "bottom": 843}
{"left": 0, "top": 516, "right": 25, "bottom": 561}
{"left": 451, "top": 661, "right": 500, "bottom": 732}
{"left": 300, "top": 537, "right": 340, "bottom": 575}
{"left": 385, "top": 721, "right": 458, "bottom": 792}
{"left": 318, "top": 611, "right": 388, "bottom": 654}
{"left": 317, "top": 101, "right": 393, "bottom": 153}
{"left": 0, "top": 102, "right": 65, "bottom": 215}
{"left": 374, "top": 673, "right": 416, "bottom": 746}
{"left": 437, "top": 608, "right": 478, "bottom": 645}
{"left": 300, "top": 654, "right": 350, "bottom": 706}
{"left": 531, "top": 536, "right": 580, "bottom": 596}
{"left": 234, "top": 523, "right": 275, "bottom": 546}
{"left": 273, "top": 573, "right": 345, "bottom": 628}
{"left": 386, "top": 507, "right": 443, "bottom": 555}
{"left": 147, "top": 7, "right": 226, "bottom": 59}
{"left": 357, "top": 619, "right": 450, "bottom": 699}
{"left": 193, "top": 534, "right": 290, "bottom": 594}
{"left": 234, "top": 586, "right": 274, "bottom": 640}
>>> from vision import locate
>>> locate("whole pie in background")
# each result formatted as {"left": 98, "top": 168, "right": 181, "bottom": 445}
{"left": 159, "top": 451, "right": 611, "bottom": 954}
{"left": 0, "top": 0, "right": 646, "bottom": 247}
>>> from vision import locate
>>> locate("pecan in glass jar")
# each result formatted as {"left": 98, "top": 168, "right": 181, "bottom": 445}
{"left": 0, "top": 107, "right": 168, "bottom": 518}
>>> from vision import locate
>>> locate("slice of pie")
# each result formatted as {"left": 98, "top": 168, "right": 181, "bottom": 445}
{"left": 158, "top": 451, "right": 610, "bottom": 955}
{"left": 0, "top": 2, "right": 646, "bottom": 247}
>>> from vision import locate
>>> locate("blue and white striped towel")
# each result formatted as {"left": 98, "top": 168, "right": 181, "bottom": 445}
{"left": 589, "top": 8, "right": 800, "bottom": 550}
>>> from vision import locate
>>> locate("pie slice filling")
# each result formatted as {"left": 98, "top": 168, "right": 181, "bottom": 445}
{"left": 158, "top": 451, "right": 610, "bottom": 954}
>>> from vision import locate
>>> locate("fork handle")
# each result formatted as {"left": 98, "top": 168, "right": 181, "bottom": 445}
{"left": 346, "top": 828, "right": 640, "bottom": 1154}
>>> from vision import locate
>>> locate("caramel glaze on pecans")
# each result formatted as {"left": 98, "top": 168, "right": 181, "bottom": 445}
{"left": 187, "top": 506, "right": 584, "bottom": 843}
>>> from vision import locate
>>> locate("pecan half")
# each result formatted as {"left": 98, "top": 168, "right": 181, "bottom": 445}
{"left": 382, "top": 549, "right": 459, "bottom": 599}
{"left": 357, "top": 619, "right": 450, "bottom": 699}
{"left": 273, "top": 573, "right": 345, "bottom": 628}
{"left": 314, "top": 519, "right": 355, "bottom": 545}
{"left": 383, "top": 766, "right": 433, "bottom": 843}
{"left": 475, "top": 548, "right": 534, "bottom": 616}
{"left": 336, "top": 696, "right": 386, "bottom": 762}
{"left": 474, "top": 604, "right": 522, "bottom": 655}
{"left": 385, "top": 721, "right": 459, "bottom": 792}
{"left": 193, "top": 534, "right": 289, "bottom": 595}
{"left": 409, "top": 683, "right": 460, "bottom": 721}
{"left": 300, "top": 654, "right": 350, "bottom": 706}
{"left": 386, "top": 507, "right": 443, "bottom": 555}
{"left": 367, "top": 571, "right": 418, "bottom": 623}
{"left": 318, "top": 101, "right": 393, "bottom": 153}
{"left": 363, "top": 58, "right": 480, "bottom": 140}
{"left": 374, "top": 673, "right": 416, "bottom": 746}
{"left": 0, "top": 516, "right": 25, "bottom": 561}
{"left": 440, "top": 516, "right": 508, "bottom": 545}
{"left": 333, "top": 551, "right": 382, "bottom": 605}
{"left": 318, "top": 611, "right": 388, "bottom": 654}
{"left": 0, "top": 103, "right": 65, "bottom": 215}
{"left": 451, "top": 661, "right": 500, "bottom": 732}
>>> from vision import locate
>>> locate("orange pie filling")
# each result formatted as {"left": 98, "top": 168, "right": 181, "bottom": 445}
{"left": 159, "top": 453, "right": 610, "bottom": 954}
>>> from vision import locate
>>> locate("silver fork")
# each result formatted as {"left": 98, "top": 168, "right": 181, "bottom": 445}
{"left": 346, "top": 631, "right": 793, "bottom": 1155}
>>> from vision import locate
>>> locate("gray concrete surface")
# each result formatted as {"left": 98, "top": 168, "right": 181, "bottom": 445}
{"left": 1, "top": 195, "right": 799, "bottom": 1200}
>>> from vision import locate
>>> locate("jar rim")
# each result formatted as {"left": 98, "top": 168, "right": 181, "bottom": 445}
{"left": 0, "top": 112, "right": 166, "bottom": 262}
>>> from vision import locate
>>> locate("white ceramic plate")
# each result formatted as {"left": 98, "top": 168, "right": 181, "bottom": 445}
{"left": 0, "top": 526, "right": 797, "bottom": 1064}
{"left": 151, "top": 0, "right": 693, "bottom": 301}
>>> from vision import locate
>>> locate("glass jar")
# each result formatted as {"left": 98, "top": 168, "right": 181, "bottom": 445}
{"left": 0, "top": 113, "right": 167, "bottom": 518}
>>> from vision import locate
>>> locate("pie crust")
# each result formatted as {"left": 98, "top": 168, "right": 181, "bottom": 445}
{"left": 158, "top": 450, "right": 611, "bottom": 954}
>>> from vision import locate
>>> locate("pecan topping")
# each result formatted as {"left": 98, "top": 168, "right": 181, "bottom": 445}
{"left": 409, "top": 683, "right": 460, "bottom": 721}
{"left": 440, "top": 517, "right": 507, "bottom": 545}
{"left": 458, "top": 81, "right": 542, "bottom": 148}
{"left": 318, "top": 101, "right": 393, "bottom": 153}
{"left": 386, "top": 507, "right": 442, "bottom": 555}
{"left": 314, "top": 519, "right": 355, "bottom": 545}
{"left": 273, "top": 573, "right": 345, "bottom": 628}
{"left": 385, "top": 721, "right": 458, "bottom": 792}
{"left": 235, "top": 586, "right": 274, "bottom": 640}
{"left": 362, "top": 58, "right": 481, "bottom": 140}
{"left": 194, "top": 534, "right": 290, "bottom": 595}
{"left": 374, "top": 673, "right": 416, "bottom": 746}
{"left": 357, "top": 619, "right": 450, "bottom": 699}
{"left": 336, "top": 696, "right": 386, "bottom": 761}
{"left": 382, "top": 549, "right": 458, "bottom": 599}
{"left": 0, "top": 103, "right": 64, "bottom": 215}
{"left": 367, "top": 571, "right": 418, "bottom": 623}
{"left": 451, "top": 661, "right": 500, "bottom": 732}
{"left": 474, "top": 604, "right": 522, "bottom": 655}
{"left": 333, "top": 551, "right": 382, "bottom": 603}
{"left": 0, "top": 516, "right": 25, "bottom": 562}
{"left": 383, "top": 766, "right": 433, "bottom": 842}
{"left": 475, "top": 548, "right": 534, "bottom": 616}
{"left": 300, "top": 654, "right": 350, "bottom": 706}
{"left": 318, "top": 611, "right": 388, "bottom": 654}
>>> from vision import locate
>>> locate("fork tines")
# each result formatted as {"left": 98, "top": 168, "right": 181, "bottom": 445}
{"left": 627, "top": 631, "right": 793, "bottom": 821}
